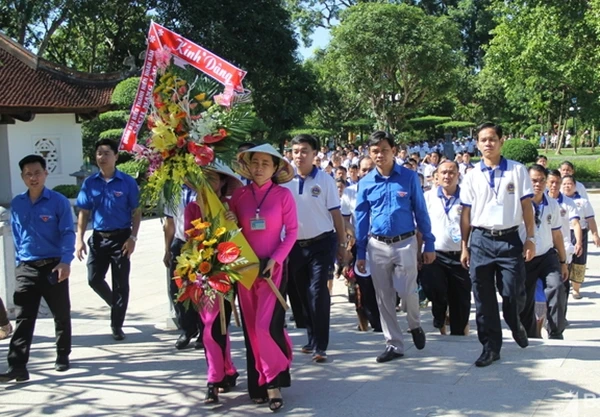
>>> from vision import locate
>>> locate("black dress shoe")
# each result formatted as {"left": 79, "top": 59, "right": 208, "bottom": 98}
{"left": 0, "top": 367, "right": 30, "bottom": 383}
{"left": 512, "top": 325, "right": 529, "bottom": 348}
{"left": 55, "top": 355, "right": 70, "bottom": 372}
{"left": 376, "top": 346, "right": 404, "bottom": 363}
{"left": 111, "top": 327, "right": 125, "bottom": 341}
{"left": 194, "top": 337, "right": 204, "bottom": 350}
{"left": 475, "top": 350, "right": 500, "bottom": 367}
{"left": 409, "top": 327, "right": 426, "bottom": 350}
{"left": 175, "top": 332, "right": 197, "bottom": 350}
{"left": 548, "top": 333, "right": 564, "bottom": 340}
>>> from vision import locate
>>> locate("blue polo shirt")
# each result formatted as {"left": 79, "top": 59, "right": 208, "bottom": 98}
{"left": 355, "top": 162, "right": 435, "bottom": 260}
{"left": 76, "top": 170, "right": 140, "bottom": 231}
{"left": 11, "top": 187, "right": 75, "bottom": 264}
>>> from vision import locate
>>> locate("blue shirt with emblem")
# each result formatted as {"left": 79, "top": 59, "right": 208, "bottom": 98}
{"left": 355, "top": 163, "right": 435, "bottom": 260}
{"left": 11, "top": 187, "right": 75, "bottom": 264}
{"left": 76, "top": 170, "right": 140, "bottom": 231}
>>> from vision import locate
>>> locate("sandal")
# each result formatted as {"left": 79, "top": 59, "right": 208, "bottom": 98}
{"left": 267, "top": 386, "right": 283, "bottom": 412}
{"left": 219, "top": 372, "right": 239, "bottom": 393}
{"left": 204, "top": 383, "right": 219, "bottom": 404}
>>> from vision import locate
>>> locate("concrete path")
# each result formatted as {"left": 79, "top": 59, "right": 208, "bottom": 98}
{"left": 2, "top": 197, "right": 600, "bottom": 416}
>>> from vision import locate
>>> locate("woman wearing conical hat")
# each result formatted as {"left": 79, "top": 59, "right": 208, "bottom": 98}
{"left": 183, "top": 161, "right": 242, "bottom": 404}
{"left": 230, "top": 144, "right": 298, "bottom": 412}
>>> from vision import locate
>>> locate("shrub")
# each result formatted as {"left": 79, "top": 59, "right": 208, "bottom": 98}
{"left": 53, "top": 184, "right": 81, "bottom": 199}
{"left": 117, "top": 159, "right": 149, "bottom": 182}
{"left": 501, "top": 139, "right": 538, "bottom": 164}
{"left": 111, "top": 77, "right": 140, "bottom": 109}
{"left": 547, "top": 159, "right": 600, "bottom": 181}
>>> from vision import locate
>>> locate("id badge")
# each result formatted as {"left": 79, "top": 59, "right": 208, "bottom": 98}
{"left": 448, "top": 221, "right": 461, "bottom": 243}
{"left": 488, "top": 203, "right": 504, "bottom": 226}
{"left": 250, "top": 217, "right": 266, "bottom": 231}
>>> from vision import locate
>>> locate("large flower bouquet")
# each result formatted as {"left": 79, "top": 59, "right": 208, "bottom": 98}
{"left": 174, "top": 214, "right": 248, "bottom": 310}
{"left": 134, "top": 50, "right": 255, "bottom": 211}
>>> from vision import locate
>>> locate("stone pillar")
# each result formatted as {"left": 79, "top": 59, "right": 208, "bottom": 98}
{"left": 0, "top": 206, "right": 16, "bottom": 320}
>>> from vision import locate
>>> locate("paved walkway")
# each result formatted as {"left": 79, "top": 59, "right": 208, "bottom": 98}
{"left": 3, "top": 197, "right": 600, "bottom": 416}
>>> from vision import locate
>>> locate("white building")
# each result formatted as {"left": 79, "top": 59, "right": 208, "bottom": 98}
{"left": 0, "top": 33, "right": 121, "bottom": 205}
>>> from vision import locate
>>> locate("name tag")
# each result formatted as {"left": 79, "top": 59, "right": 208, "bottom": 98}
{"left": 486, "top": 203, "right": 505, "bottom": 227}
{"left": 250, "top": 218, "right": 266, "bottom": 231}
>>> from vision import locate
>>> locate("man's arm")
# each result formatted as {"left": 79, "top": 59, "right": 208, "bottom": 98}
{"left": 122, "top": 207, "right": 142, "bottom": 258}
{"left": 551, "top": 229, "right": 569, "bottom": 281}
{"left": 521, "top": 198, "right": 536, "bottom": 261}
{"left": 331, "top": 209, "right": 347, "bottom": 263}
{"left": 163, "top": 217, "right": 175, "bottom": 267}
{"left": 460, "top": 206, "right": 471, "bottom": 269}
{"left": 76, "top": 209, "right": 90, "bottom": 261}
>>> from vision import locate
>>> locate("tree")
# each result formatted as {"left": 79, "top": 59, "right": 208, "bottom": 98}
{"left": 157, "top": 0, "right": 318, "bottom": 145}
{"left": 481, "top": 0, "right": 600, "bottom": 153}
{"left": 1, "top": 1, "right": 154, "bottom": 72}
{"left": 323, "top": 3, "right": 462, "bottom": 131}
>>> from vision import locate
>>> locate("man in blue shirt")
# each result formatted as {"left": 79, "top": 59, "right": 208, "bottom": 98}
{"left": 0, "top": 155, "right": 75, "bottom": 383}
{"left": 76, "top": 139, "right": 141, "bottom": 341}
{"left": 355, "top": 131, "right": 436, "bottom": 363}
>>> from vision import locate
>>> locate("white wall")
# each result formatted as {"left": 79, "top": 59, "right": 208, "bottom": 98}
{"left": 7, "top": 114, "right": 82, "bottom": 199}
{"left": 0, "top": 125, "right": 11, "bottom": 205}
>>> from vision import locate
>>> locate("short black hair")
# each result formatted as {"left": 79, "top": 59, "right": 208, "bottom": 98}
{"left": 438, "top": 159, "right": 459, "bottom": 171}
{"left": 547, "top": 169, "right": 562, "bottom": 178}
{"left": 336, "top": 166, "right": 347, "bottom": 173}
{"left": 349, "top": 164, "right": 359, "bottom": 170}
{"left": 238, "top": 142, "right": 257, "bottom": 152}
{"left": 536, "top": 155, "right": 548, "bottom": 161}
{"left": 475, "top": 122, "right": 503, "bottom": 140}
{"left": 335, "top": 178, "right": 347, "bottom": 186}
{"left": 95, "top": 139, "right": 119, "bottom": 154}
{"left": 560, "top": 161, "right": 575, "bottom": 171}
{"left": 19, "top": 154, "right": 46, "bottom": 171}
{"left": 291, "top": 134, "right": 318, "bottom": 151}
{"left": 367, "top": 131, "right": 396, "bottom": 149}
{"left": 528, "top": 164, "right": 548, "bottom": 177}
{"left": 562, "top": 174, "right": 576, "bottom": 184}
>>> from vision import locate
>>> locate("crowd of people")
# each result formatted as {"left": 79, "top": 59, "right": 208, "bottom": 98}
{"left": 0, "top": 125, "right": 597, "bottom": 411}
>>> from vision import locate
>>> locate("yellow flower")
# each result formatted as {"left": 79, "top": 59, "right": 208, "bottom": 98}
{"left": 203, "top": 238, "right": 217, "bottom": 247}
{"left": 191, "top": 219, "right": 211, "bottom": 229}
{"left": 214, "top": 227, "right": 227, "bottom": 237}
{"left": 194, "top": 93, "right": 206, "bottom": 101}
{"left": 203, "top": 248, "right": 214, "bottom": 259}
{"left": 201, "top": 100, "right": 213, "bottom": 109}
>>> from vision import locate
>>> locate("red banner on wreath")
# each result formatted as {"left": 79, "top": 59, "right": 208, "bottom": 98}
{"left": 120, "top": 21, "right": 247, "bottom": 151}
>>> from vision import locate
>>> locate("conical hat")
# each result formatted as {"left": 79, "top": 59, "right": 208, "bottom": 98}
{"left": 233, "top": 144, "right": 295, "bottom": 184}
{"left": 205, "top": 159, "right": 243, "bottom": 196}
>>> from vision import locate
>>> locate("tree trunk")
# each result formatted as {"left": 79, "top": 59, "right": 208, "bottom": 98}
{"left": 555, "top": 113, "right": 566, "bottom": 155}
{"left": 592, "top": 126, "right": 596, "bottom": 152}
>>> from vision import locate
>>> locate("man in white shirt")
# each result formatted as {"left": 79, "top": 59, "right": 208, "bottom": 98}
{"left": 519, "top": 165, "right": 568, "bottom": 340}
{"left": 460, "top": 123, "right": 536, "bottom": 367}
{"left": 284, "top": 134, "right": 347, "bottom": 363}
{"left": 421, "top": 160, "right": 471, "bottom": 336}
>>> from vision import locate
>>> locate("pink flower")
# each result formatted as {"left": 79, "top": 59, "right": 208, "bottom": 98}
{"left": 154, "top": 47, "right": 172, "bottom": 73}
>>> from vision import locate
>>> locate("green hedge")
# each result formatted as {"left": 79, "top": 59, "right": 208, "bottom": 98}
{"left": 53, "top": 184, "right": 81, "bottom": 199}
{"left": 547, "top": 159, "right": 600, "bottom": 182}
{"left": 117, "top": 159, "right": 149, "bottom": 182}
{"left": 501, "top": 140, "right": 538, "bottom": 164}
{"left": 111, "top": 77, "right": 140, "bottom": 108}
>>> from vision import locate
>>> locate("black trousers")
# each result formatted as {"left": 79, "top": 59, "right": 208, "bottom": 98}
{"left": 469, "top": 229, "right": 526, "bottom": 354}
{"left": 87, "top": 230, "right": 131, "bottom": 329}
{"left": 168, "top": 238, "right": 202, "bottom": 336}
{"left": 288, "top": 232, "right": 336, "bottom": 352}
{"left": 421, "top": 251, "right": 472, "bottom": 335}
{"left": 355, "top": 275, "right": 382, "bottom": 332}
{"left": 8, "top": 261, "right": 71, "bottom": 369}
{"left": 521, "top": 249, "right": 566, "bottom": 338}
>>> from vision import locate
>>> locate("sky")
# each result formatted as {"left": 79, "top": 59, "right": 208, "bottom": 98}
{"left": 297, "top": 27, "right": 331, "bottom": 60}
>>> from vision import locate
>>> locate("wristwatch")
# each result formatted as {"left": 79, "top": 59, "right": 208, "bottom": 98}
{"left": 559, "top": 260, "right": 566, "bottom": 264}
{"left": 339, "top": 242, "right": 347, "bottom": 248}
{"left": 129, "top": 235, "right": 138, "bottom": 242}
{"left": 526, "top": 236, "right": 535, "bottom": 244}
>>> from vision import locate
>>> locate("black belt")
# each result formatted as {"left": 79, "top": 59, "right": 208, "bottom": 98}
{"left": 437, "top": 250, "right": 462, "bottom": 256}
{"left": 24, "top": 257, "right": 60, "bottom": 268}
{"left": 474, "top": 225, "right": 519, "bottom": 237}
{"left": 297, "top": 231, "right": 334, "bottom": 247}
{"left": 94, "top": 229, "right": 130, "bottom": 238}
{"left": 371, "top": 230, "right": 416, "bottom": 245}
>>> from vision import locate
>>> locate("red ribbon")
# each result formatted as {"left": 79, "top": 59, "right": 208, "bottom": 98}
{"left": 120, "top": 21, "right": 247, "bottom": 151}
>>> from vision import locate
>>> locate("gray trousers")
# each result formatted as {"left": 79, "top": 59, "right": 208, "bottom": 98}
{"left": 368, "top": 235, "right": 420, "bottom": 353}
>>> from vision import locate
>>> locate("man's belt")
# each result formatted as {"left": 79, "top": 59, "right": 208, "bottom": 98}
{"left": 437, "top": 250, "right": 462, "bottom": 256}
{"left": 371, "top": 230, "right": 416, "bottom": 245}
{"left": 296, "top": 231, "right": 334, "bottom": 248}
{"left": 94, "top": 229, "right": 131, "bottom": 238}
{"left": 24, "top": 257, "right": 60, "bottom": 268}
{"left": 474, "top": 225, "right": 519, "bottom": 237}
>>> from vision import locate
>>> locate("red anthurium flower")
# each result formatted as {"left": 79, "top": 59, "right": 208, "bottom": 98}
{"left": 216, "top": 242, "right": 241, "bottom": 264}
{"left": 192, "top": 145, "right": 214, "bottom": 166}
{"left": 208, "top": 272, "right": 232, "bottom": 294}
{"left": 176, "top": 135, "right": 187, "bottom": 148}
{"left": 190, "top": 282, "right": 204, "bottom": 305}
{"left": 173, "top": 276, "right": 183, "bottom": 289}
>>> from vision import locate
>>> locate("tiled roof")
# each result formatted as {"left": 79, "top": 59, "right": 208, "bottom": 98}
{"left": 0, "top": 33, "right": 124, "bottom": 115}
